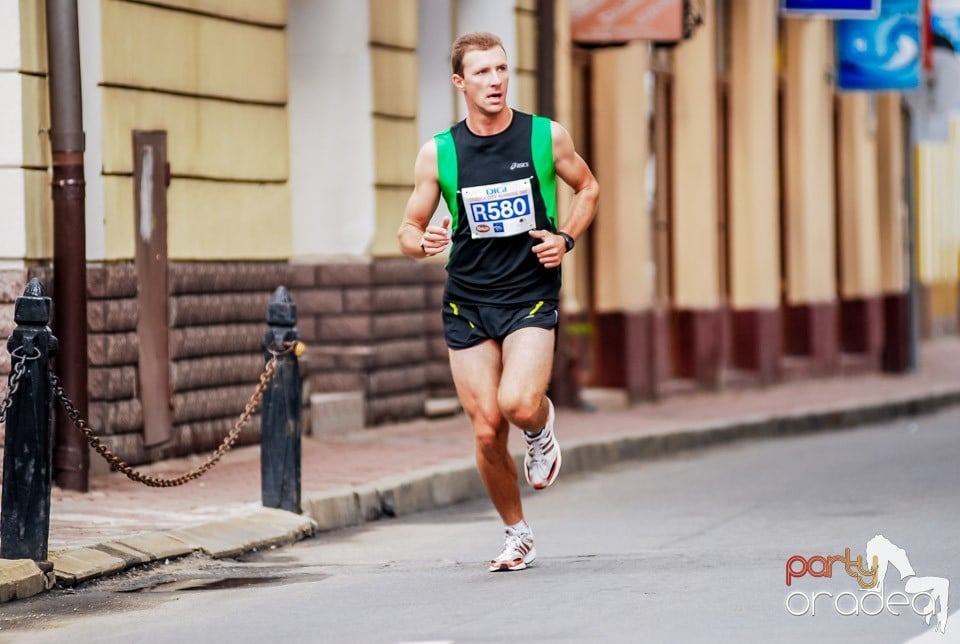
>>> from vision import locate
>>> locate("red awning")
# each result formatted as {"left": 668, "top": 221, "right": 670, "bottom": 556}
{"left": 570, "top": 0, "right": 684, "bottom": 44}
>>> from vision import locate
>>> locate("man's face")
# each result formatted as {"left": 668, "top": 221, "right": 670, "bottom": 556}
{"left": 454, "top": 47, "right": 509, "bottom": 115}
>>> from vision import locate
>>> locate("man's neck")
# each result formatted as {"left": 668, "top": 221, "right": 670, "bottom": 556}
{"left": 466, "top": 107, "right": 513, "bottom": 136}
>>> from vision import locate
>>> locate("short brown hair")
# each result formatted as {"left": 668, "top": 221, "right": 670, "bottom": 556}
{"left": 450, "top": 32, "right": 505, "bottom": 76}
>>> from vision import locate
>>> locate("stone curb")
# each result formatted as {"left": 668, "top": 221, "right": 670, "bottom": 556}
{"left": 2, "top": 386, "right": 959, "bottom": 602}
{"left": 0, "top": 559, "right": 51, "bottom": 603}
{"left": 301, "top": 386, "right": 960, "bottom": 526}
{"left": 29, "top": 508, "right": 317, "bottom": 591}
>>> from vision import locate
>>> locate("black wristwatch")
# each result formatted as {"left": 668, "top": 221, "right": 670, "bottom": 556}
{"left": 559, "top": 232, "right": 575, "bottom": 252}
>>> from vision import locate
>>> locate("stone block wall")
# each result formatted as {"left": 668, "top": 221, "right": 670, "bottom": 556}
{"left": 85, "top": 262, "right": 293, "bottom": 466}
{"left": 294, "top": 258, "right": 452, "bottom": 426}
{"left": 1, "top": 258, "right": 454, "bottom": 469}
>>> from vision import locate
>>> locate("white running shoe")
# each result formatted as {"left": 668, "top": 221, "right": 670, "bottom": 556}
{"left": 489, "top": 527, "right": 536, "bottom": 572}
{"left": 524, "top": 398, "right": 562, "bottom": 490}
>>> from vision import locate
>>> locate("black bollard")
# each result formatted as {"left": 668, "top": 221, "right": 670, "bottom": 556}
{"left": 1, "top": 278, "right": 58, "bottom": 561}
{"left": 260, "top": 286, "right": 302, "bottom": 513}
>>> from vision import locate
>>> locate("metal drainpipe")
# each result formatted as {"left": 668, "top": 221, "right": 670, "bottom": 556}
{"left": 46, "top": 0, "right": 89, "bottom": 492}
{"left": 536, "top": 0, "right": 556, "bottom": 119}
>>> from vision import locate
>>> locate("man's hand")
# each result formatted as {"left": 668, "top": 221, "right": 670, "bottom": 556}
{"left": 529, "top": 229, "right": 566, "bottom": 269}
{"left": 421, "top": 216, "right": 452, "bottom": 256}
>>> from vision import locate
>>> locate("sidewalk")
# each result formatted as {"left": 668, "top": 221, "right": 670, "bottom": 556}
{"left": 3, "top": 337, "right": 960, "bottom": 602}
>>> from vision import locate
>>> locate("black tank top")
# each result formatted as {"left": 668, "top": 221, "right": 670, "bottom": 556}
{"left": 434, "top": 111, "right": 560, "bottom": 306}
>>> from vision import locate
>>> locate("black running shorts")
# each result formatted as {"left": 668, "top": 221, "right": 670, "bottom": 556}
{"left": 442, "top": 300, "right": 559, "bottom": 350}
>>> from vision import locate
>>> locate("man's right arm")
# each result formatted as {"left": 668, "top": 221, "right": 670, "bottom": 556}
{"left": 398, "top": 140, "right": 449, "bottom": 258}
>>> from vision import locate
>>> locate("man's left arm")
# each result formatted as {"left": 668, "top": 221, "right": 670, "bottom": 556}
{"left": 529, "top": 121, "right": 599, "bottom": 269}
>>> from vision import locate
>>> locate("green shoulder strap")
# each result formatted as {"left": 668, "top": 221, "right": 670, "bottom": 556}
{"left": 531, "top": 114, "right": 557, "bottom": 228}
{"left": 433, "top": 128, "right": 460, "bottom": 235}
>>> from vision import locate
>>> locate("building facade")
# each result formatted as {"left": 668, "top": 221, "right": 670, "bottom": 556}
{"left": 0, "top": 0, "right": 957, "bottom": 471}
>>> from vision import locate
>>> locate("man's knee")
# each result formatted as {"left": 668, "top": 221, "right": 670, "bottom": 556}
{"left": 474, "top": 423, "right": 508, "bottom": 459}
{"left": 498, "top": 390, "right": 543, "bottom": 429}
{"left": 467, "top": 406, "right": 506, "bottom": 452}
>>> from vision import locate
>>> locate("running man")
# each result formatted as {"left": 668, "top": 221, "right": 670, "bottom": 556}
{"left": 398, "top": 32, "right": 599, "bottom": 571}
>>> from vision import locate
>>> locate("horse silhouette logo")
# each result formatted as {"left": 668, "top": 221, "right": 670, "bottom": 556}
{"left": 865, "top": 535, "right": 950, "bottom": 634}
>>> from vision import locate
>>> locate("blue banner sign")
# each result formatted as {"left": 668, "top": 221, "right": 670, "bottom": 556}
{"left": 932, "top": 0, "right": 960, "bottom": 52}
{"left": 781, "top": 0, "right": 880, "bottom": 18}
{"left": 836, "top": 0, "right": 922, "bottom": 90}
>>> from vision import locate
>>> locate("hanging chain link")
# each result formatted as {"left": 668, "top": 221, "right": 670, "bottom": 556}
{"left": 48, "top": 341, "right": 301, "bottom": 488}
{"left": 0, "top": 346, "right": 41, "bottom": 425}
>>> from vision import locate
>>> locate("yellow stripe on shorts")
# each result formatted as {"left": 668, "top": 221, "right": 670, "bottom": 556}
{"left": 526, "top": 301, "right": 545, "bottom": 318}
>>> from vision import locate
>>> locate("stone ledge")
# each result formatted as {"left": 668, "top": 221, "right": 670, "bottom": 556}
{"left": 50, "top": 547, "right": 127, "bottom": 587}
{"left": 165, "top": 508, "right": 316, "bottom": 558}
{"left": 0, "top": 559, "right": 47, "bottom": 603}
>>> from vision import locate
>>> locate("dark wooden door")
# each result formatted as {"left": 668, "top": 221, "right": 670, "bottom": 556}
{"left": 133, "top": 131, "right": 172, "bottom": 447}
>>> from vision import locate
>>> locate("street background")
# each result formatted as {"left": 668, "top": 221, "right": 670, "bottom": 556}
{"left": 3, "top": 404, "right": 959, "bottom": 644}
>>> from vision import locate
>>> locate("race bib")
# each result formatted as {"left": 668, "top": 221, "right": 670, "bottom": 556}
{"left": 461, "top": 178, "right": 536, "bottom": 239}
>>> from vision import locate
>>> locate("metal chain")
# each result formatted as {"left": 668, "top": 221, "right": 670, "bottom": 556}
{"left": 0, "top": 356, "right": 28, "bottom": 425}
{"left": 0, "top": 346, "right": 41, "bottom": 425}
{"left": 50, "top": 355, "right": 282, "bottom": 488}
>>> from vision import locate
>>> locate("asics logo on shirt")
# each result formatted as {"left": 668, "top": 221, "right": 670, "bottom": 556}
{"left": 509, "top": 161, "right": 530, "bottom": 171}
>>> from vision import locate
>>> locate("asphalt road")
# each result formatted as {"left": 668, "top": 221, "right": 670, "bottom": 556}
{"left": 3, "top": 407, "right": 960, "bottom": 644}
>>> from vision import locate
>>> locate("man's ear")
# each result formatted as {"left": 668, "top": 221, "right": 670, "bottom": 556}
{"left": 452, "top": 74, "right": 464, "bottom": 90}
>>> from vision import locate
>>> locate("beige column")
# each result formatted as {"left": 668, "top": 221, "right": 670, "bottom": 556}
{"left": 876, "top": 94, "right": 907, "bottom": 293}
{"left": 782, "top": 16, "right": 839, "bottom": 370}
{"left": 670, "top": 1, "right": 721, "bottom": 385}
{"left": 875, "top": 93, "right": 910, "bottom": 370}
{"left": 728, "top": 0, "right": 779, "bottom": 310}
{"left": 589, "top": 41, "right": 654, "bottom": 399}
{"left": 591, "top": 43, "right": 652, "bottom": 315}
{"left": 837, "top": 92, "right": 884, "bottom": 357}
{"left": 838, "top": 94, "right": 883, "bottom": 298}
{"left": 514, "top": 0, "right": 538, "bottom": 113}
{"left": 554, "top": 0, "right": 583, "bottom": 314}
{"left": 672, "top": 11, "right": 719, "bottom": 311}
{"left": 727, "top": 0, "right": 780, "bottom": 380}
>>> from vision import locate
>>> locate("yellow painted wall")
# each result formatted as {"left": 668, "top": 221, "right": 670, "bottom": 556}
{"left": 916, "top": 143, "right": 947, "bottom": 284}
{"left": 101, "top": 89, "right": 288, "bottom": 180}
{"left": 143, "top": 0, "right": 286, "bottom": 26}
{"left": 16, "top": 0, "right": 51, "bottom": 259}
{"left": 915, "top": 118, "right": 960, "bottom": 286}
{"left": 727, "top": 0, "right": 779, "bottom": 310}
{"left": 370, "top": 0, "right": 419, "bottom": 257}
{"left": 98, "top": 0, "right": 291, "bottom": 261}
{"left": 104, "top": 176, "right": 291, "bottom": 260}
{"left": 370, "top": 0, "right": 418, "bottom": 49}
{"left": 372, "top": 49, "right": 419, "bottom": 119}
{"left": 20, "top": 75, "right": 50, "bottom": 169}
{"left": 944, "top": 118, "right": 960, "bottom": 283}
{"left": 19, "top": 0, "right": 47, "bottom": 74}
{"left": 24, "top": 170, "right": 53, "bottom": 258}
{"left": 929, "top": 282, "right": 957, "bottom": 325}
{"left": 782, "top": 17, "right": 836, "bottom": 304}
{"left": 671, "top": 3, "right": 720, "bottom": 309}
{"left": 101, "top": 0, "right": 287, "bottom": 103}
